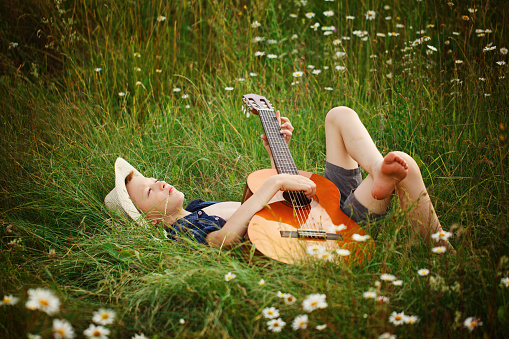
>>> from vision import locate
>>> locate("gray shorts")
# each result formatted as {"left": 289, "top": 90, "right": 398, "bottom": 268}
{"left": 324, "top": 161, "right": 384, "bottom": 224}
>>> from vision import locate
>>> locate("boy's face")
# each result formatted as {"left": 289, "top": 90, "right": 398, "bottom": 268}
{"left": 126, "top": 175, "right": 185, "bottom": 222}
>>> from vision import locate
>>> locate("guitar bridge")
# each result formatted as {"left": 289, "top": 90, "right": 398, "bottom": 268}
{"left": 280, "top": 229, "right": 343, "bottom": 240}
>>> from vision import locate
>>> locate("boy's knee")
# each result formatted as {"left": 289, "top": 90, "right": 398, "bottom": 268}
{"left": 325, "top": 106, "right": 358, "bottom": 125}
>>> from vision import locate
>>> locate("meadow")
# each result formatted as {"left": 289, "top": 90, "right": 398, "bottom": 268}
{"left": 0, "top": 0, "right": 508, "bottom": 337}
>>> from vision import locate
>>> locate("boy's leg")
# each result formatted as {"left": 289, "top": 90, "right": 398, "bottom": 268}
{"left": 325, "top": 107, "right": 451, "bottom": 249}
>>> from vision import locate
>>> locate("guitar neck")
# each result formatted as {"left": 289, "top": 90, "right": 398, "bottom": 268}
{"left": 258, "top": 109, "right": 299, "bottom": 175}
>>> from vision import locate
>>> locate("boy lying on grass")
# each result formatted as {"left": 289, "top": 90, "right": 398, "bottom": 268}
{"left": 105, "top": 106, "right": 453, "bottom": 251}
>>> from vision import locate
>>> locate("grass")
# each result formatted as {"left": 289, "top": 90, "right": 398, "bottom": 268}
{"left": 0, "top": 0, "right": 508, "bottom": 337}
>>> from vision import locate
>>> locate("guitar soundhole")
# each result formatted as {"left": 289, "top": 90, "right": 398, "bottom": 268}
{"left": 282, "top": 191, "right": 312, "bottom": 208}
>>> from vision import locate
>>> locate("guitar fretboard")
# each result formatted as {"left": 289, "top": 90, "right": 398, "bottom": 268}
{"left": 258, "top": 109, "right": 299, "bottom": 175}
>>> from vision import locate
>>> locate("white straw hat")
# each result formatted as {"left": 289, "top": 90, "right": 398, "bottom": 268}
{"left": 104, "top": 157, "right": 149, "bottom": 227}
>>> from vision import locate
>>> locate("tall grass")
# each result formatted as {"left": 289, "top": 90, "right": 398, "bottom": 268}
{"left": 1, "top": 0, "right": 508, "bottom": 337}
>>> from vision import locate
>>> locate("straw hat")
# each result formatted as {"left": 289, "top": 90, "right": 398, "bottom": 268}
{"left": 104, "top": 157, "right": 149, "bottom": 227}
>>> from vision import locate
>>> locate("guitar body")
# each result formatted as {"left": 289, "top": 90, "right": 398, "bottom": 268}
{"left": 243, "top": 169, "right": 372, "bottom": 264}
{"left": 241, "top": 93, "right": 373, "bottom": 265}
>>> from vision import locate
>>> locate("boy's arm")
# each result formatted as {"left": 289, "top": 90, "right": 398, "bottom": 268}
{"left": 205, "top": 174, "right": 315, "bottom": 247}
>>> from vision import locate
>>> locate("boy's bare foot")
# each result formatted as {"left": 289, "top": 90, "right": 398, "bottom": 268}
{"left": 371, "top": 152, "right": 409, "bottom": 200}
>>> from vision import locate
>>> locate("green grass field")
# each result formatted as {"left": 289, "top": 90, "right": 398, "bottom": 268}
{"left": 1, "top": 0, "right": 508, "bottom": 337}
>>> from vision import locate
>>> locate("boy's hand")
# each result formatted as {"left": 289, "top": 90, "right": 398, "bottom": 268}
{"left": 261, "top": 110, "right": 294, "bottom": 158}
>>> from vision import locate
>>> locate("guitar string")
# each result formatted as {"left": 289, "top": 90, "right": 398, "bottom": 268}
{"left": 260, "top": 109, "right": 313, "bottom": 231}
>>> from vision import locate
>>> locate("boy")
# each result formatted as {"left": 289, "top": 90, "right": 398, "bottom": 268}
{"left": 105, "top": 106, "right": 451, "bottom": 250}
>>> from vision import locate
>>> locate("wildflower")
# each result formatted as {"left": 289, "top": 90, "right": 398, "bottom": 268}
{"left": 388, "top": 32, "right": 399, "bottom": 36}
{"left": 173, "top": 88, "right": 181, "bottom": 92}
{"left": 379, "top": 332, "right": 396, "bottom": 339}
{"left": 336, "top": 249, "right": 351, "bottom": 256}
{"left": 377, "top": 33, "right": 386, "bottom": 37}
{"left": 1, "top": 295, "right": 19, "bottom": 305}
{"left": 267, "top": 318, "right": 286, "bottom": 332}
{"left": 432, "top": 246, "right": 447, "bottom": 254}
{"left": 396, "top": 23, "right": 404, "bottom": 28}
{"left": 251, "top": 21, "right": 261, "bottom": 28}
{"left": 26, "top": 288, "right": 60, "bottom": 315}
{"left": 479, "top": 77, "right": 486, "bottom": 81}
{"left": 8, "top": 42, "right": 19, "bottom": 49}
{"left": 267, "top": 39, "right": 277, "bottom": 44}
{"left": 179, "top": 318, "right": 186, "bottom": 324}
{"left": 302, "top": 293, "right": 328, "bottom": 312}
{"left": 427, "top": 45, "right": 437, "bottom": 52}
{"left": 484, "top": 93, "right": 491, "bottom": 97}
{"left": 310, "top": 22, "right": 320, "bottom": 31}
{"left": 468, "top": 8, "right": 477, "bottom": 13}
{"left": 289, "top": 14, "right": 297, "bottom": 18}
{"left": 485, "top": 29, "right": 492, "bottom": 33}
{"left": 185, "top": 105, "right": 190, "bottom": 109}
{"left": 389, "top": 311, "right": 406, "bottom": 326}
{"left": 329, "top": 224, "right": 347, "bottom": 232}
{"left": 157, "top": 15, "right": 166, "bottom": 22}
{"left": 346, "top": 15, "right": 355, "bottom": 20}
{"left": 462, "top": 15, "right": 469, "bottom": 21}
{"left": 324, "top": 87, "right": 333, "bottom": 91}
{"left": 156, "top": 69, "right": 162, "bottom": 73}
{"left": 324, "top": 31, "right": 333, "bottom": 36}
{"left": 418, "top": 269, "right": 430, "bottom": 276}
{"left": 267, "top": 54, "right": 278, "bottom": 59}
{"left": 336, "top": 51, "right": 347, "bottom": 58}
{"left": 316, "top": 324, "right": 327, "bottom": 330}
{"left": 249, "top": 72, "right": 258, "bottom": 77}
{"left": 496, "top": 61, "right": 507, "bottom": 66}
{"left": 307, "top": 65, "right": 315, "bottom": 69}
{"left": 377, "top": 296, "right": 390, "bottom": 303}
{"left": 352, "top": 234, "right": 370, "bottom": 241}
{"left": 262, "top": 307, "right": 279, "bottom": 319}
{"left": 393, "top": 280, "right": 403, "bottom": 286}
{"left": 365, "top": 10, "right": 376, "bottom": 20}
{"left": 323, "top": 11, "right": 334, "bottom": 17}
{"left": 431, "top": 230, "right": 452, "bottom": 241}
{"left": 84, "top": 324, "right": 110, "bottom": 339}
{"left": 252, "top": 36, "right": 265, "bottom": 43}
{"left": 224, "top": 272, "right": 236, "bottom": 281}
{"left": 501, "top": 277, "right": 509, "bottom": 287}
{"left": 92, "top": 309, "right": 116, "bottom": 326}
{"left": 292, "top": 314, "right": 309, "bottom": 330}
{"left": 118, "top": 92, "right": 126, "bottom": 97}
{"left": 132, "top": 334, "right": 148, "bottom": 339}
{"left": 363, "top": 291, "right": 377, "bottom": 299}
{"left": 483, "top": 46, "right": 496, "bottom": 52}
{"left": 335, "top": 65, "right": 346, "bottom": 71}
{"left": 306, "top": 244, "right": 326, "bottom": 256}
{"left": 135, "top": 81, "right": 142, "bottom": 87}
{"left": 134, "top": 67, "right": 141, "bottom": 72}
{"left": 312, "top": 69, "right": 322, "bottom": 75}
{"left": 464, "top": 317, "right": 482, "bottom": 332}
{"left": 277, "top": 291, "right": 285, "bottom": 298}
{"left": 324, "top": 66, "right": 329, "bottom": 70}
{"left": 291, "top": 34, "right": 298, "bottom": 40}
{"left": 53, "top": 319, "right": 75, "bottom": 339}
{"left": 134, "top": 52, "right": 141, "bottom": 58}
{"left": 284, "top": 293, "right": 297, "bottom": 305}
{"left": 258, "top": 279, "right": 266, "bottom": 286}
{"left": 333, "top": 39, "right": 341, "bottom": 45}
{"left": 501, "top": 47, "right": 508, "bottom": 55}
{"left": 405, "top": 315, "right": 419, "bottom": 324}
{"left": 181, "top": 94, "right": 190, "bottom": 99}
{"left": 293, "top": 71, "right": 304, "bottom": 77}
{"left": 318, "top": 252, "right": 334, "bottom": 261}
{"left": 27, "top": 335, "right": 41, "bottom": 339}
{"left": 380, "top": 274, "right": 396, "bottom": 282}
{"left": 95, "top": 67, "right": 102, "bottom": 72}
{"left": 305, "top": 12, "right": 315, "bottom": 19}
{"left": 254, "top": 51, "right": 265, "bottom": 57}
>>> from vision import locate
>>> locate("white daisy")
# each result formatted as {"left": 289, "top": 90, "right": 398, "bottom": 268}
{"left": 292, "top": 71, "right": 303, "bottom": 77}
{"left": 389, "top": 311, "right": 406, "bottom": 325}
{"left": 346, "top": 16, "right": 355, "bottom": 20}
{"left": 1, "top": 295, "right": 19, "bottom": 305}
{"left": 496, "top": 61, "right": 507, "bottom": 66}
{"left": 254, "top": 51, "right": 265, "bottom": 57}
{"left": 363, "top": 291, "right": 377, "bottom": 299}
{"left": 249, "top": 72, "right": 258, "bottom": 77}
{"left": 283, "top": 293, "right": 297, "bottom": 305}
{"left": 157, "top": 15, "right": 166, "bottom": 22}
{"left": 26, "top": 288, "right": 60, "bottom": 315}
{"left": 83, "top": 324, "right": 110, "bottom": 339}
{"left": 306, "top": 244, "right": 326, "bottom": 256}
{"left": 393, "top": 280, "right": 403, "bottom": 286}
{"left": 335, "top": 65, "right": 346, "bottom": 71}
{"left": 262, "top": 307, "right": 280, "bottom": 319}
{"left": 501, "top": 277, "right": 509, "bottom": 287}
{"left": 500, "top": 47, "right": 508, "bottom": 54}
{"left": 464, "top": 317, "right": 482, "bottom": 332}
{"left": 179, "top": 318, "right": 186, "bottom": 324}
{"left": 252, "top": 36, "right": 265, "bottom": 43}
{"left": 335, "top": 51, "right": 347, "bottom": 58}
{"left": 305, "top": 12, "right": 315, "bottom": 19}
{"left": 336, "top": 249, "right": 351, "bottom": 257}
{"left": 302, "top": 293, "right": 327, "bottom": 312}
{"left": 418, "top": 269, "right": 430, "bottom": 276}
{"left": 312, "top": 69, "right": 322, "bottom": 75}
{"left": 365, "top": 10, "right": 376, "bottom": 20}
{"left": 377, "top": 296, "right": 390, "bottom": 303}
{"left": 258, "top": 279, "right": 266, "bottom": 286}
{"left": 323, "top": 11, "right": 334, "bottom": 17}
{"left": 432, "top": 246, "right": 447, "bottom": 254}
{"left": 431, "top": 230, "right": 452, "bottom": 241}
{"left": 92, "top": 308, "right": 116, "bottom": 326}
{"left": 267, "top": 54, "right": 278, "bottom": 59}
{"left": 131, "top": 334, "right": 148, "bottom": 339}
{"left": 292, "top": 314, "right": 309, "bottom": 330}
{"left": 378, "top": 332, "right": 396, "bottom": 339}
{"left": 380, "top": 274, "right": 396, "bottom": 282}
{"left": 405, "top": 315, "right": 419, "bottom": 324}
{"left": 95, "top": 67, "right": 102, "bottom": 72}
{"left": 173, "top": 87, "right": 181, "bottom": 92}
{"left": 333, "top": 39, "right": 341, "bottom": 45}
{"left": 316, "top": 324, "right": 327, "bottom": 330}
{"left": 267, "top": 318, "right": 286, "bottom": 332}
{"left": 224, "top": 272, "right": 236, "bottom": 281}
{"left": 118, "top": 92, "right": 126, "bottom": 97}
{"left": 324, "top": 87, "right": 333, "bottom": 91}
{"left": 53, "top": 319, "right": 75, "bottom": 339}
{"left": 251, "top": 21, "right": 261, "bottom": 28}
{"left": 352, "top": 234, "right": 370, "bottom": 241}
{"left": 427, "top": 45, "right": 437, "bottom": 52}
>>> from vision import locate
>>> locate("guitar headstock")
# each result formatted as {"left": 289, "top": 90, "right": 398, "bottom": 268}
{"left": 242, "top": 94, "right": 274, "bottom": 118}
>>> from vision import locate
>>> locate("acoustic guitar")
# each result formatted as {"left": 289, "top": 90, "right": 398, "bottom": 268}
{"left": 241, "top": 94, "right": 373, "bottom": 264}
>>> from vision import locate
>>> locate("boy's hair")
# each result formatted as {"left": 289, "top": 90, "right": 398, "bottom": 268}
{"left": 125, "top": 170, "right": 135, "bottom": 186}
